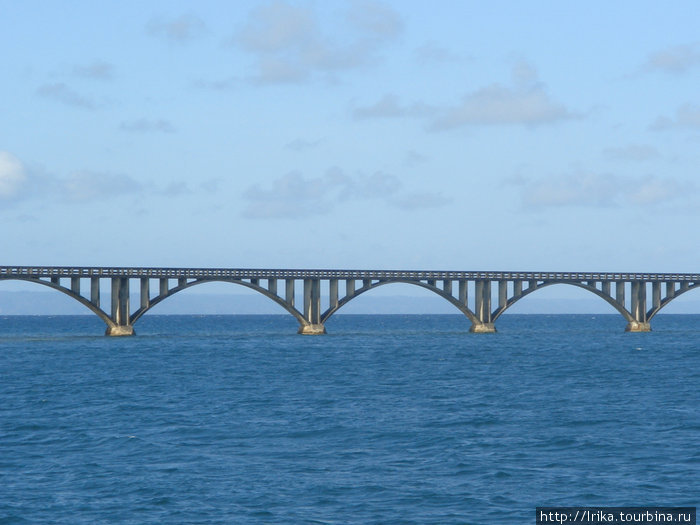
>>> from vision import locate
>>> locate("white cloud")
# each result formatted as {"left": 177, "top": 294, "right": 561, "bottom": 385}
{"left": 413, "top": 41, "right": 462, "bottom": 65}
{"left": 352, "top": 94, "right": 432, "bottom": 119}
{"left": 390, "top": 191, "right": 451, "bottom": 210}
{"left": 651, "top": 103, "right": 700, "bottom": 130}
{"left": 643, "top": 43, "right": 700, "bottom": 74}
{"left": 36, "top": 83, "right": 95, "bottom": 109}
{"left": 351, "top": 63, "right": 576, "bottom": 129}
{"left": 241, "top": 167, "right": 448, "bottom": 219}
{"left": 120, "top": 118, "right": 176, "bottom": 133}
{"left": 233, "top": 1, "right": 402, "bottom": 84}
{"left": 0, "top": 151, "right": 27, "bottom": 200}
{"left": 403, "top": 149, "right": 428, "bottom": 167}
{"left": 602, "top": 144, "right": 659, "bottom": 162}
{"left": 286, "top": 137, "right": 322, "bottom": 151}
{"left": 430, "top": 82, "right": 575, "bottom": 130}
{"left": 72, "top": 61, "right": 114, "bottom": 81}
{"left": 513, "top": 172, "right": 694, "bottom": 210}
{"left": 0, "top": 152, "right": 207, "bottom": 210}
{"left": 345, "top": 0, "right": 403, "bottom": 41}
{"left": 61, "top": 171, "right": 142, "bottom": 201}
{"left": 147, "top": 14, "right": 206, "bottom": 42}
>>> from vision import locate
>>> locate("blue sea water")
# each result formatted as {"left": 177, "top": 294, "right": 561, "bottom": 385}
{"left": 1, "top": 314, "right": 698, "bottom": 524}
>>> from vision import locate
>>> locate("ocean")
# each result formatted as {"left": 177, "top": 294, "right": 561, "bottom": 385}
{"left": 1, "top": 314, "right": 698, "bottom": 524}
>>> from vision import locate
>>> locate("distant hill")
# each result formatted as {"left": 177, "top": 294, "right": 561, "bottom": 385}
{"left": 1, "top": 290, "right": 699, "bottom": 315}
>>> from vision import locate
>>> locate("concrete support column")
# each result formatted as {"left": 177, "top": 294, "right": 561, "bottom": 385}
{"left": 108, "top": 277, "right": 133, "bottom": 336}
{"left": 303, "top": 279, "right": 321, "bottom": 324}
{"left": 652, "top": 282, "right": 661, "bottom": 311}
{"left": 625, "top": 281, "right": 650, "bottom": 333}
{"left": 346, "top": 279, "right": 355, "bottom": 297}
{"left": 285, "top": 279, "right": 295, "bottom": 307}
{"left": 90, "top": 277, "right": 100, "bottom": 307}
{"left": 471, "top": 278, "right": 496, "bottom": 333}
{"left": 442, "top": 279, "right": 452, "bottom": 296}
{"left": 329, "top": 279, "right": 339, "bottom": 309}
{"left": 111, "top": 278, "right": 120, "bottom": 321}
{"left": 513, "top": 280, "right": 522, "bottom": 298}
{"left": 71, "top": 277, "right": 80, "bottom": 294}
{"left": 602, "top": 281, "right": 611, "bottom": 296}
{"left": 159, "top": 278, "right": 169, "bottom": 297}
{"left": 630, "top": 281, "right": 646, "bottom": 323}
{"left": 140, "top": 278, "right": 150, "bottom": 310}
{"left": 665, "top": 282, "right": 675, "bottom": 300}
{"left": 498, "top": 280, "right": 507, "bottom": 309}
{"left": 268, "top": 278, "right": 277, "bottom": 296}
{"left": 474, "top": 279, "right": 492, "bottom": 326}
{"left": 470, "top": 280, "right": 496, "bottom": 332}
{"left": 458, "top": 280, "right": 467, "bottom": 305}
{"left": 616, "top": 280, "right": 625, "bottom": 307}
{"left": 300, "top": 278, "right": 324, "bottom": 335}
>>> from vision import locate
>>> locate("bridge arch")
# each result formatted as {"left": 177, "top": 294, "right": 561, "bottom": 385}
{"left": 491, "top": 281, "right": 635, "bottom": 323}
{"left": 646, "top": 282, "right": 700, "bottom": 320}
{"left": 130, "top": 278, "right": 307, "bottom": 327}
{"left": 320, "top": 279, "right": 479, "bottom": 325}
{"left": 0, "top": 277, "right": 115, "bottom": 327}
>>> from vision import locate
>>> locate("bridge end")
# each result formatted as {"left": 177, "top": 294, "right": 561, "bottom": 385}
{"left": 105, "top": 325, "right": 135, "bottom": 336}
{"left": 298, "top": 323, "right": 327, "bottom": 335}
{"left": 469, "top": 322, "right": 497, "bottom": 333}
{"left": 625, "top": 321, "right": 651, "bottom": 332}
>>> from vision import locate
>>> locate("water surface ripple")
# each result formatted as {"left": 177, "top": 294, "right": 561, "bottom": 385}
{"left": 1, "top": 315, "right": 698, "bottom": 524}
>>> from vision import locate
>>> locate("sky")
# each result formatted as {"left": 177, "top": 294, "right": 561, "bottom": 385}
{"left": 2, "top": 1, "right": 700, "bottom": 273}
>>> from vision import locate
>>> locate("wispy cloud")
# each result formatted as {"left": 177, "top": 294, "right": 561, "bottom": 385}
{"left": 147, "top": 13, "right": 207, "bottom": 43}
{"left": 413, "top": 41, "right": 463, "bottom": 65}
{"left": 429, "top": 63, "right": 576, "bottom": 130}
{"left": 511, "top": 172, "right": 694, "bottom": 210}
{"left": 36, "top": 83, "right": 96, "bottom": 109}
{"left": 0, "top": 151, "right": 27, "bottom": 200}
{"left": 232, "top": 1, "right": 402, "bottom": 85}
{"left": 650, "top": 103, "right": 700, "bottom": 130}
{"left": 119, "top": 118, "right": 176, "bottom": 133}
{"left": 642, "top": 42, "right": 700, "bottom": 74}
{"left": 241, "top": 167, "right": 449, "bottom": 219}
{"left": 72, "top": 60, "right": 114, "bottom": 81}
{"left": 286, "top": 137, "right": 322, "bottom": 151}
{"left": 602, "top": 144, "right": 660, "bottom": 162}
{"left": 62, "top": 171, "right": 142, "bottom": 201}
{"left": 403, "top": 149, "right": 428, "bottom": 167}
{"left": 390, "top": 191, "right": 450, "bottom": 210}
{"left": 352, "top": 63, "right": 577, "bottom": 130}
{"left": 0, "top": 150, "right": 197, "bottom": 208}
{"left": 352, "top": 94, "right": 433, "bottom": 119}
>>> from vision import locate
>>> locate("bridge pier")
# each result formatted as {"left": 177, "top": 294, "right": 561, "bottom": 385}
{"left": 625, "top": 321, "right": 651, "bottom": 332}
{"left": 105, "top": 324, "right": 135, "bottom": 336}
{"left": 298, "top": 323, "right": 327, "bottom": 335}
{"left": 470, "top": 322, "right": 496, "bottom": 333}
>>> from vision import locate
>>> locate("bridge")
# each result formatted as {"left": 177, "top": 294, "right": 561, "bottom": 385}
{"left": 1, "top": 266, "right": 699, "bottom": 335}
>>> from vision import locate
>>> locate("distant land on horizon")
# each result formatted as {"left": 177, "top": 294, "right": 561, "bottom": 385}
{"left": 1, "top": 291, "right": 699, "bottom": 316}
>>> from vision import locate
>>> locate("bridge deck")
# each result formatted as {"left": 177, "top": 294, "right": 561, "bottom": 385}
{"left": 1, "top": 266, "right": 699, "bottom": 281}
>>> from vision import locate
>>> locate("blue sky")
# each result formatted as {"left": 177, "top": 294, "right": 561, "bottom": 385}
{"left": 2, "top": 1, "right": 699, "bottom": 272}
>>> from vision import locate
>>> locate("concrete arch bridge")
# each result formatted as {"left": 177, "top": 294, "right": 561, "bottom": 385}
{"left": 1, "top": 267, "right": 698, "bottom": 336}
